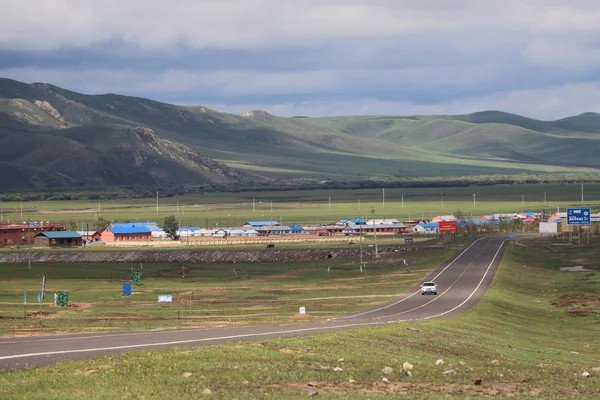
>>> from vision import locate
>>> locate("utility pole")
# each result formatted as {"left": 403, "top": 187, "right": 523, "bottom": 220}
{"left": 401, "top": 194, "right": 404, "bottom": 209}
{"left": 21, "top": 203, "right": 23, "bottom": 219}
{"left": 27, "top": 218, "right": 31, "bottom": 271}
{"left": 370, "top": 208, "right": 379, "bottom": 258}
{"left": 328, "top": 197, "right": 331, "bottom": 212}
{"left": 252, "top": 198, "right": 255, "bottom": 212}
{"left": 581, "top": 183, "right": 584, "bottom": 203}
{"left": 544, "top": 192, "right": 546, "bottom": 204}
{"left": 358, "top": 198, "right": 360, "bottom": 210}
{"left": 156, "top": 191, "right": 159, "bottom": 215}
{"left": 382, "top": 188, "right": 385, "bottom": 209}
{"left": 521, "top": 195, "right": 524, "bottom": 207}
{"left": 473, "top": 193, "right": 476, "bottom": 208}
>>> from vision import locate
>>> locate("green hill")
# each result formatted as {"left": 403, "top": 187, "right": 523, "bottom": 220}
{"left": 1, "top": 78, "right": 600, "bottom": 190}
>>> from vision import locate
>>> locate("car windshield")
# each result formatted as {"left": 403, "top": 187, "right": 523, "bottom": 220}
{"left": 423, "top": 282, "right": 436, "bottom": 287}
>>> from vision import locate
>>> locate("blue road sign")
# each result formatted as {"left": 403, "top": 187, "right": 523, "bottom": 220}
{"left": 567, "top": 208, "right": 591, "bottom": 225}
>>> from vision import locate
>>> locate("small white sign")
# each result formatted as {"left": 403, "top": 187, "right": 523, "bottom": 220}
{"left": 158, "top": 295, "right": 173, "bottom": 303}
{"left": 299, "top": 307, "right": 306, "bottom": 314}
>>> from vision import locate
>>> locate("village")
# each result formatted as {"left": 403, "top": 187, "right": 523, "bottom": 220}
{"left": 1, "top": 210, "right": 596, "bottom": 248}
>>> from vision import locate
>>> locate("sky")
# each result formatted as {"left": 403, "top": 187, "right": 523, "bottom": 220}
{"left": 2, "top": 0, "right": 600, "bottom": 119}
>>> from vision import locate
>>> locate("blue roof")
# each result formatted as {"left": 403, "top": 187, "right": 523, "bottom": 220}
{"left": 108, "top": 226, "right": 152, "bottom": 234}
{"left": 244, "top": 221, "right": 280, "bottom": 226}
{"left": 38, "top": 231, "right": 81, "bottom": 239}
{"left": 521, "top": 212, "right": 536, "bottom": 217}
{"left": 473, "top": 220, "right": 501, "bottom": 226}
{"left": 349, "top": 218, "right": 365, "bottom": 223}
{"left": 421, "top": 222, "right": 439, "bottom": 228}
{"left": 288, "top": 225, "right": 304, "bottom": 231}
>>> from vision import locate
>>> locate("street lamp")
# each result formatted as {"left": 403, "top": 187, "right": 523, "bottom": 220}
{"left": 370, "top": 207, "right": 379, "bottom": 258}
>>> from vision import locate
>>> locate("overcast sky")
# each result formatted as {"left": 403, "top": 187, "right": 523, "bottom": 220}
{"left": 2, "top": 0, "right": 600, "bottom": 119}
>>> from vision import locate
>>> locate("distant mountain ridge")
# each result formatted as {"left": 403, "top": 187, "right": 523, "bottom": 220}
{"left": 1, "top": 77, "right": 600, "bottom": 190}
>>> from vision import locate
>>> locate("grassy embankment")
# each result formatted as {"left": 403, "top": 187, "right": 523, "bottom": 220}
{"left": 1, "top": 238, "right": 599, "bottom": 398}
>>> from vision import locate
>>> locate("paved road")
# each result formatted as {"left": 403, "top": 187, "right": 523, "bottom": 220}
{"left": 0, "top": 236, "right": 507, "bottom": 371}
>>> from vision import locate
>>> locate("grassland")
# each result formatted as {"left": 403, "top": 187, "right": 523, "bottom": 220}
{"left": 0, "top": 246, "right": 453, "bottom": 335}
{"left": 1, "top": 183, "right": 599, "bottom": 228}
{"left": 3, "top": 78, "right": 600, "bottom": 188}
{"left": 1, "top": 237, "right": 598, "bottom": 399}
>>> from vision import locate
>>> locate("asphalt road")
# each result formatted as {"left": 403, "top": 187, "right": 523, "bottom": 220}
{"left": 0, "top": 236, "right": 507, "bottom": 371}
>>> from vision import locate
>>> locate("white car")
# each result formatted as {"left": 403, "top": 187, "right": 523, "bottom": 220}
{"left": 421, "top": 281, "right": 438, "bottom": 295}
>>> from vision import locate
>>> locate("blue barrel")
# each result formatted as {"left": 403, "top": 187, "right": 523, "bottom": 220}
{"left": 123, "top": 283, "right": 132, "bottom": 296}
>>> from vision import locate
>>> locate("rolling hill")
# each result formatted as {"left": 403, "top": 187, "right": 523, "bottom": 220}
{"left": 1, "top": 78, "right": 600, "bottom": 190}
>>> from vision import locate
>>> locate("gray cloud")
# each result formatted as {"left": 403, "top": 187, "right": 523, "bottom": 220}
{"left": 1, "top": 0, "right": 600, "bottom": 118}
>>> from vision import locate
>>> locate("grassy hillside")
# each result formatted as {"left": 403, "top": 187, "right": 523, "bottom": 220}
{"left": 1, "top": 78, "right": 600, "bottom": 189}
{"left": 0, "top": 123, "right": 249, "bottom": 189}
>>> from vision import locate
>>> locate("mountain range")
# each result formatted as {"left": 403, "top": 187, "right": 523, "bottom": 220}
{"left": 1, "top": 77, "right": 600, "bottom": 190}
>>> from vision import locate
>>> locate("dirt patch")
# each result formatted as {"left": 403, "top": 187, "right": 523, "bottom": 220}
{"left": 569, "top": 309, "right": 597, "bottom": 317}
{"left": 550, "top": 293, "right": 600, "bottom": 316}
{"left": 29, "top": 311, "right": 56, "bottom": 317}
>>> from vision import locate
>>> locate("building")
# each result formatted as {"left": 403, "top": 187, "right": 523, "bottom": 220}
{"left": 0, "top": 222, "right": 66, "bottom": 247}
{"left": 100, "top": 226, "right": 152, "bottom": 242}
{"left": 256, "top": 225, "right": 305, "bottom": 235}
{"left": 242, "top": 221, "right": 280, "bottom": 228}
{"left": 365, "top": 218, "right": 401, "bottom": 226}
{"left": 413, "top": 222, "right": 439, "bottom": 234}
{"left": 76, "top": 230, "right": 101, "bottom": 242}
{"left": 343, "top": 222, "right": 408, "bottom": 235}
{"left": 34, "top": 231, "right": 82, "bottom": 248}
{"left": 334, "top": 218, "right": 366, "bottom": 226}
{"left": 432, "top": 215, "right": 457, "bottom": 222}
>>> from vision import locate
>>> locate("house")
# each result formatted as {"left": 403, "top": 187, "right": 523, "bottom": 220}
{"left": 432, "top": 215, "right": 457, "bottom": 222}
{"left": 177, "top": 227, "right": 198, "bottom": 237}
{"left": 111, "top": 222, "right": 160, "bottom": 231}
{"left": 256, "top": 225, "right": 305, "bottom": 235}
{"left": 518, "top": 212, "right": 539, "bottom": 223}
{"left": 343, "top": 222, "right": 407, "bottom": 235}
{"left": 243, "top": 221, "right": 280, "bottom": 228}
{"left": 0, "top": 222, "right": 66, "bottom": 247}
{"left": 412, "top": 222, "right": 439, "bottom": 234}
{"left": 76, "top": 230, "right": 101, "bottom": 242}
{"left": 365, "top": 218, "right": 401, "bottom": 226}
{"left": 335, "top": 218, "right": 366, "bottom": 226}
{"left": 101, "top": 226, "right": 152, "bottom": 242}
{"left": 34, "top": 231, "right": 82, "bottom": 248}
{"left": 223, "top": 228, "right": 259, "bottom": 237}
{"left": 480, "top": 213, "right": 518, "bottom": 222}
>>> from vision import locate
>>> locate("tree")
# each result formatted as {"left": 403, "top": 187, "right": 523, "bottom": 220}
{"left": 66, "top": 218, "right": 78, "bottom": 231}
{"left": 163, "top": 215, "right": 179, "bottom": 240}
{"left": 93, "top": 215, "right": 110, "bottom": 233}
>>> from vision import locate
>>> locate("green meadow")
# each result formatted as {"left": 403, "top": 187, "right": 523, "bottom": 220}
{"left": 1, "top": 183, "right": 599, "bottom": 228}
{"left": 0, "top": 246, "right": 453, "bottom": 335}
{"left": 1, "top": 237, "right": 598, "bottom": 399}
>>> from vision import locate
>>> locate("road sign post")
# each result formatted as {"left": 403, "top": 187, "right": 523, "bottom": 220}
{"left": 567, "top": 208, "right": 591, "bottom": 225}
{"left": 567, "top": 208, "right": 591, "bottom": 245}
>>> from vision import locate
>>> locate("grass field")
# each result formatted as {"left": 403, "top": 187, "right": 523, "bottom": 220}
{"left": 2, "top": 183, "right": 600, "bottom": 228}
{"left": 1, "top": 237, "right": 598, "bottom": 398}
{"left": 0, "top": 245, "right": 453, "bottom": 335}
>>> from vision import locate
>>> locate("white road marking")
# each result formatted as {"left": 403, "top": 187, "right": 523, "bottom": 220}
{"left": 331, "top": 237, "right": 488, "bottom": 320}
